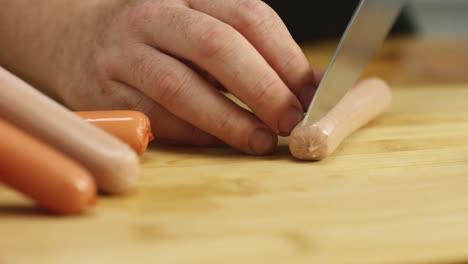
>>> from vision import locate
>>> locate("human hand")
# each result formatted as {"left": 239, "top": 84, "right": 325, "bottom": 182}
{"left": 61, "top": 0, "right": 318, "bottom": 155}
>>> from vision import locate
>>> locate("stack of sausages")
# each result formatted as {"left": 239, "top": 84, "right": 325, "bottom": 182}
{"left": 0, "top": 67, "right": 154, "bottom": 214}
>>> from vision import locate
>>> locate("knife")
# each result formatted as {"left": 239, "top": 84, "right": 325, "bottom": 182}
{"left": 303, "top": 0, "right": 408, "bottom": 126}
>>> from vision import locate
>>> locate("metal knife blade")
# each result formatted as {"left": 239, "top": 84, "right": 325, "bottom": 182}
{"left": 303, "top": 0, "right": 407, "bottom": 126}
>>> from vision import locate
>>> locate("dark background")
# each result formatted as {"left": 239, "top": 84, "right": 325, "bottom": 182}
{"left": 264, "top": 1, "right": 415, "bottom": 43}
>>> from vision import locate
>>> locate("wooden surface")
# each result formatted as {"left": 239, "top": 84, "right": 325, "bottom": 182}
{"left": 2, "top": 37, "right": 468, "bottom": 264}
{"left": 305, "top": 37, "right": 468, "bottom": 86}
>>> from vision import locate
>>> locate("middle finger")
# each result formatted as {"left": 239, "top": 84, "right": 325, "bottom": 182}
{"left": 133, "top": 4, "right": 304, "bottom": 136}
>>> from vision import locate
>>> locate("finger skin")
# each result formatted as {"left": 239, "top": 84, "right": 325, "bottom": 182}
{"left": 110, "top": 43, "right": 277, "bottom": 155}
{"left": 188, "top": 0, "right": 317, "bottom": 106}
{"left": 0, "top": 118, "right": 96, "bottom": 215}
{"left": 130, "top": 4, "right": 303, "bottom": 136}
{"left": 76, "top": 110, "right": 154, "bottom": 156}
{"left": 300, "top": 70, "right": 326, "bottom": 108}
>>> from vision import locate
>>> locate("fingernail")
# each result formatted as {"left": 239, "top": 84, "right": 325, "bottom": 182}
{"left": 249, "top": 128, "right": 277, "bottom": 155}
{"left": 299, "top": 85, "right": 317, "bottom": 109}
{"left": 313, "top": 70, "right": 325, "bottom": 84}
{"left": 278, "top": 107, "right": 304, "bottom": 136}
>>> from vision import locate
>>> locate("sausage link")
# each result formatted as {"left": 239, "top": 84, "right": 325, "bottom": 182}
{"left": 76, "top": 111, "right": 154, "bottom": 156}
{"left": 290, "top": 78, "right": 393, "bottom": 160}
{"left": 0, "top": 118, "right": 96, "bottom": 214}
{"left": 0, "top": 66, "right": 139, "bottom": 194}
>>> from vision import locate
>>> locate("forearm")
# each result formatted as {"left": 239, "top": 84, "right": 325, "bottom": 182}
{"left": 0, "top": 1, "right": 114, "bottom": 100}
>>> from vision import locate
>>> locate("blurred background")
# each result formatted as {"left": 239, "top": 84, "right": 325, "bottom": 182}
{"left": 265, "top": 0, "right": 468, "bottom": 43}
{"left": 263, "top": 0, "right": 468, "bottom": 86}
{"left": 410, "top": 0, "right": 468, "bottom": 37}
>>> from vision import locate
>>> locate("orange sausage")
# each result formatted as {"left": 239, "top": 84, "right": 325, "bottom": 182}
{"left": 75, "top": 111, "right": 154, "bottom": 155}
{"left": 0, "top": 119, "right": 97, "bottom": 214}
{"left": 0, "top": 66, "right": 139, "bottom": 194}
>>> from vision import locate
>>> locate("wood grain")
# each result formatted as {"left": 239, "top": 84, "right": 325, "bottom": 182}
{"left": 1, "top": 38, "right": 468, "bottom": 264}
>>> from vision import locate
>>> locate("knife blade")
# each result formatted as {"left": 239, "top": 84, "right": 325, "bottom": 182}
{"left": 303, "top": 0, "right": 407, "bottom": 126}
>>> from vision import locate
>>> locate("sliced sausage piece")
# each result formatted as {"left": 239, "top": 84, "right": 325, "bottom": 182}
{"left": 290, "top": 78, "right": 393, "bottom": 161}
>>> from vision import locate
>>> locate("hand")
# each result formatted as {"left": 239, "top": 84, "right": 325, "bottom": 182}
{"left": 60, "top": 0, "right": 318, "bottom": 155}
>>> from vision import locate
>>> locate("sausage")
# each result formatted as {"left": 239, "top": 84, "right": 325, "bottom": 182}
{"left": 289, "top": 78, "right": 393, "bottom": 160}
{"left": 75, "top": 111, "right": 154, "bottom": 156}
{"left": 0, "top": 66, "right": 139, "bottom": 194}
{"left": 0, "top": 118, "right": 96, "bottom": 214}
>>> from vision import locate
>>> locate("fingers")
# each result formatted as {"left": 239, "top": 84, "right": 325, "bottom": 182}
{"left": 131, "top": 4, "right": 303, "bottom": 136}
{"left": 71, "top": 76, "right": 224, "bottom": 147}
{"left": 112, "top": 81, "right": 228, "bottom": 147}
{"left": 188, "top": 0, "right": 317, "bottom": 108}
{"left": 300, "top": 70, "right": 326, "bottom": 108}
{"left": 110, "top": 43, "right": 278, "bottom": 155}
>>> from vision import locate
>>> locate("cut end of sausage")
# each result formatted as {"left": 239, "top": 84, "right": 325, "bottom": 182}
{"left": 289, "top": 124, "right": 329, "bottom": 161}
{"left": 289, "top": 77, "right": 393, "bottom": 161}
{"left": 136, "top": 113, "right": 155, "bottom": 155}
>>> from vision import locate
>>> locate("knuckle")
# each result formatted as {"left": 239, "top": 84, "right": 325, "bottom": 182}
{"left": 129, "top": 51, "right": 151, "bottom": 87}
{"left": 278, "top": 47, "right": 306, "bottom": 77}
{"left": 154, "top": 68, "right": 191, "bottom": 104}
{"left": 128, "top": 96, "right": 156, "bottom": 115}
{"left": 127, "top": 0, "right": 162, "bottom": 30}
{"left": 214, "top": 107, "right": 239, "bottom": 136}
{"left": 95, "top": 77, "right": 115, "bottom": 98}
{"left": 195, "top": 22, "right": 235, "bottom": 59}
{"left": 236, "top": 0, "right": 277, "bottom": 31}
{"left": 93, "top": 53, "right": 120, "bottom": 98}
{"left": 251, "top": 71, "right": 278, "bottom": 107}
{"left": 94, "top": 53, "right": 113, "bottom": 82}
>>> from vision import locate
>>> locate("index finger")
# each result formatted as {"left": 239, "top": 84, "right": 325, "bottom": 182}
{"left": 187, "top": 0, "right": 318, "bottom": 107}
{"left": 133, "top": 5, "right": 304, "bottom": 136}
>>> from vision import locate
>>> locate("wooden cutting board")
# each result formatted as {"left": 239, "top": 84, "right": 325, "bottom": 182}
{"left": 1, "top": 83, "right": 468, "bottom": 264}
